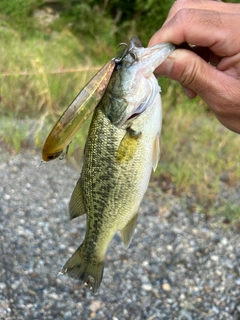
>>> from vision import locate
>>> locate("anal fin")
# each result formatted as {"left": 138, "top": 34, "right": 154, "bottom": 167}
{"left": 120, "top": 211, "right": 139, "bottom": 248}
{"left": 69, "top": 177, "right": 86, "bottom": 219}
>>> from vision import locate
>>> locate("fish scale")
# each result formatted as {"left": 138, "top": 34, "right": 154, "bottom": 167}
{"left": 81, "top": 106, "right": 149, "bottom": 254}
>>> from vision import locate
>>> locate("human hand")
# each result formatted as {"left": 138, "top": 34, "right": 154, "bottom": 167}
{"left": 148, "top": 0, "right": 240, "bottom": 134}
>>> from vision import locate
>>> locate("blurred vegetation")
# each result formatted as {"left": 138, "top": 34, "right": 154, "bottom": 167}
{"left": 0, "top": 0, "right": 240, "bottom": 222}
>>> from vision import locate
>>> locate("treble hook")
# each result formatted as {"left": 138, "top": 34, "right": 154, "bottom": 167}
{"left": 114, "top": 43, "right": 129, "bottom": 63}
{"left": 128, "top": 48, "right": 138, "bottom": 63}
{"left": 113, "top": 42, "right": 139, "bottom": 66}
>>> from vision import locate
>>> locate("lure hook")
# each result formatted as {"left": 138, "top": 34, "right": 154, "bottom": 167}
{"left": 117, "top": 42, "right": 128, "bottom": 51}
{"left": 128, "top": 48, "right": 138, "bottom": 63}
{"left": 114, "top": 42, "right": 139, "bottom": 65}
{"left": 114, "top": 43, "right": 129, "bottom": 63}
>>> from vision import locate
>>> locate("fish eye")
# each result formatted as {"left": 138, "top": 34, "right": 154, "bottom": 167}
{"left": 45, "top": 150, "right": 63, "bottom": 161}
{"left": 47, "top": 155, "right": 56, "bottom": 160}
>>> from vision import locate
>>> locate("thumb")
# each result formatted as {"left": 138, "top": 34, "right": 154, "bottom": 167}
{"left": 155, "top": 49, "right": 214, "bottom": 95}
{"left": 156, "top": 49, "right": 240, "bottom": 133}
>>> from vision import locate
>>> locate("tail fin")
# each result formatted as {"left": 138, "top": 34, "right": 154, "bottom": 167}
{"left": 61, "top": 246, "right": 104, "bottom": 294}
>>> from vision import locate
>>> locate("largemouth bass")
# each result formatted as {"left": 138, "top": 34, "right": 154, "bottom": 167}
{"left": 61, "top": 37, "right": 175, "bottom": 293}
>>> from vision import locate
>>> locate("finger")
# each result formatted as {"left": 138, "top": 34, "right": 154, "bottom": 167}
{"left": 182, "top": 86, "right": 197, "bottom": 99}
{"left": 172, "top": 44, "right": 219, "bottom": 100}
{"left": 163, "top": 0, "right": 240, "bottom": 25}
{"left": 176, "top": 43, "right": 221, "bottom": 67}
{"left": 148, "top": 9, "right": 240, "bottom": 57}
{"left": 155, "top": 49, "right": 240, "bottom": 133}
{"left": 191, "top": 46, "right": 221, "bottom": 67}
{"left": 217, "top": 53, "right": 240, "bottom": 78}
{"left": 154, "top": 48, "right": 220, "bottom": 92}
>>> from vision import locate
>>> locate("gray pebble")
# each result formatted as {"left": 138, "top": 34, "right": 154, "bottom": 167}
{"left": 0, "top": 151, "right": 240, "bottom": 320}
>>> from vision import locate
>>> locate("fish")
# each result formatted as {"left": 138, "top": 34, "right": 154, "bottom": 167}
{"left": 61, "top": 37, "right": 175, "bottom": 293}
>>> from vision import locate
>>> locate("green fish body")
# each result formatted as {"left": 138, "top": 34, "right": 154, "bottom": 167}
{"left": 61, "top": 37, "right": 175, "bottom": 293}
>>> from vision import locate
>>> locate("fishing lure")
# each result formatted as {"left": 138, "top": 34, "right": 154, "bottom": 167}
{"left": 42, "top": 44, "right": 130, "bottom": 162}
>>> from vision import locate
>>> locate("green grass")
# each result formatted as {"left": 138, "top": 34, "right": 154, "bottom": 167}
{"left": 1, "top": 15, "right": 240, "bottom": 224}
{"left": 0, "top": 114, "right": 30, "bottom": 153}
{"left": 0, "top": 20, "right": 116, "bottom": 154}
{"left": 155, "top": 90, "right": 240, "bottom": 208}
{"left": 0, "top": 28, "right": 113, "bottom": 116}
{"left": 146, "top": 83, "right": 240, "bottom": 224}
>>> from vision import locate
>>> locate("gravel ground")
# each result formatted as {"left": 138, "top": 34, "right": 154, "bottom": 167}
{"left": 0, "top": 151, "right": 240, "bottom": 320}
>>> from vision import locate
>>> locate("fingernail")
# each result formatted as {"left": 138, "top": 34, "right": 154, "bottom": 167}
{"left": 162, "top": 57, "right": 174, "bottom": 76}
{"left": 154, "top": 57, "right": 174, "bottom": 77}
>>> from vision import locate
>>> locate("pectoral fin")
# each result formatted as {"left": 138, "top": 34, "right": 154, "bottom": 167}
{"left": 69, "top": 177, "right": 86, "bottom": 219}
{"left": 117, "top": 128, "right": 142, "bottom": 163}
{"left": 152, "top": 133, "right": 161, "bottom": 171}
{"left": 120, "top": 211, "right": 139, "bottom": 248}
